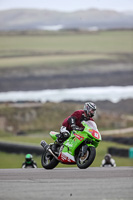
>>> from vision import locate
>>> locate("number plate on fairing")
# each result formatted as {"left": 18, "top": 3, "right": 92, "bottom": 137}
{"left": 89, "top": 129, "right": 101, "bottom": 139}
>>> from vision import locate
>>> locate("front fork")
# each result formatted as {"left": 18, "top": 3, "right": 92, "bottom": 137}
{"left": 81, "top": 144, "right": 94, "bottom": 156}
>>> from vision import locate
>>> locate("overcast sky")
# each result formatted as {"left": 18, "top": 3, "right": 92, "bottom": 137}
{"left": 0, "top": 0, "right": 133, "bottom": 12}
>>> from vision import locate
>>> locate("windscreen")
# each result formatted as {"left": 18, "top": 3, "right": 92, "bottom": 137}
{"left": 83, "top": 120, "right": 99, "bottom": 132}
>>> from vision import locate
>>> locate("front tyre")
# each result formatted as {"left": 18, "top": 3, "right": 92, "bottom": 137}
{"left": 76, "top": 146, "right": 96, "bottom": 169}
{"left": 41, "top": 150, "right": 59, "bottom": 170}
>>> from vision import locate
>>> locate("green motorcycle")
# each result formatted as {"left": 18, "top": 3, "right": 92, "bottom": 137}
{"left": 41, "top": 120, "right": 101, "bottom": 169}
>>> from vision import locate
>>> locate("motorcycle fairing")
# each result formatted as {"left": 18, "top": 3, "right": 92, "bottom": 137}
{"left": 58, "top": 152, "right": 76, "bottom": 164}
{"left": 90, "top": 129, "right": 101, "bottom": 140}
{"left": 50, "top": 131, "right": 59, "bottom": 140}
{"left": 50, "top": 120, "right": 101, "bottom": 164}
{"left": 73, "top": 133, "right": 84, "bottom": 141}
{"left": 82, "top": 121, "right": 102, "bottom": 141}
{"left": 57, "top": 131, "right": 85, "bottom": 163}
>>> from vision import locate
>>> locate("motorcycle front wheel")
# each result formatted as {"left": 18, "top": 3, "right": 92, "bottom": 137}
{"left": 76, "top": 146, "right": 96, "bottom": 169}
{"left": 41, "top": 150, "right": 59, "bottom": 170}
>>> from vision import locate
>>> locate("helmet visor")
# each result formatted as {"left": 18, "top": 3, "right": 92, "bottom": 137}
{"left": 86, "top": 106, "right": 96, "bottom": 115}
{"left": 89, "top": 109, "right": 96, "bottom": 116}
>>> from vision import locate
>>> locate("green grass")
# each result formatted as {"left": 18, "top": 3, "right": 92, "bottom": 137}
{"left": 0, "top": 30, "right": 133, "bottom": 68}
{"left": 0, "top": 134, "right": 51, "bottom": 145}
{"left": 0, "top": 152, "right": 41, "bottom": 169}
{"left": 0, "top": 53, "right": 113, "bottom": 68}
{"left": 0, "top": 30, "right": 133, "bottom": 53}
{"left": 0, "top": 135, "right": 133, "bottom": 168}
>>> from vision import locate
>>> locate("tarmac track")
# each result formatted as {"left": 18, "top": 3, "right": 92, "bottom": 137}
{"left": 0, "top": 167, "right": 133, "bottom": 200}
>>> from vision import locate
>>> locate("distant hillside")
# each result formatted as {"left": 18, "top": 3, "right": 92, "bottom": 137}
{"left": 0, "top": 8, "right": 133, "bottom": 30}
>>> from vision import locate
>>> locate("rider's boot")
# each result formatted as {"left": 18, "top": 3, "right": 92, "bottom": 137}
{"left": 52, "top": 134, "right": 64, "bottom": 153}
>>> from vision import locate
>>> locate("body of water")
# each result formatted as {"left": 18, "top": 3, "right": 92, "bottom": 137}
{"left": 0, "top": 86, "right": 133, "bottom": 103}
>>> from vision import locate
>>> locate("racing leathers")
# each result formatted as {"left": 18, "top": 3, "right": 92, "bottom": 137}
{"left": 57, "top": 110, "right": 94, "bottom": 144}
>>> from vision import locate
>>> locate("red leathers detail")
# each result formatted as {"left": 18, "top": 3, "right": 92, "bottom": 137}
{"left": 62, "top": 110, "right": 94, "bottom": 132}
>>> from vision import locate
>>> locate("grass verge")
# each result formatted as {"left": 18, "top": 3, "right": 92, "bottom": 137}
{"left": 0, "top": 136, "right": 133, "bottom": 168}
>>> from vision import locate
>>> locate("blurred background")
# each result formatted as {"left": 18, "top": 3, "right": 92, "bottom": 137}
{"left": 0, "top": 0, "right": 133, "bottom": 168}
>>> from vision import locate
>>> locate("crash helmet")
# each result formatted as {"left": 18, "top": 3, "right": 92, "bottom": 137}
{"left": 84, "top": 102, "right": 96, "bottom": 118}
{"left": 104, "top": 154, "right": 112, "bottom": 163}
{"left": 25, "top": 154, "right": 33, "bottom": 164}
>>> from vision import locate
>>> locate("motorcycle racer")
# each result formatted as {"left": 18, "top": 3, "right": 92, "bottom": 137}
{"left": 40, "top": 101, "right": 100, "bottom": 169}
{"left": 101, "top": 154, "right": 116, "bottom": 167}
{"left": 22, "top": 154, "right": 37, "bottom": 168}
{"left": 53, "top": 102, "right": 96, "bottom": 149}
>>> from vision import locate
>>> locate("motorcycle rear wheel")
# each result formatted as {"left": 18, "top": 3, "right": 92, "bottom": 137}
{"left": 76, "top": 146, "right": 96, "bottom": 169}
{"left": 41, "top": 150, "right": 59, "bottom": 169}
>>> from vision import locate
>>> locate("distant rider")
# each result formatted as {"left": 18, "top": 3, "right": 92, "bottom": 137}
{"left": 22, "top": 154, "right": 37, "bottom": 168}
{"left": 53, "top": 102, "right": 96, "bottom": 150}
{"left": 101, "top": 154, "right": 116, "bottom": 167}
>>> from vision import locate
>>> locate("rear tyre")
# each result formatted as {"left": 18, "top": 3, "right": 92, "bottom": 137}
{"left": 76, "top": 146, "right": 96, "bottom": 169}
{"left": 41, "top": 150, "right": 59, "bottom": 170}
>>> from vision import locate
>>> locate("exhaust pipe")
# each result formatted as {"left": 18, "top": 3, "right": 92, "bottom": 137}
{"left": 48, "top": 148, "right": 59, "bottom": 161}
{"left": 40, "top": 140, "right": 59, "bottom": 161}
{"left": 40, "top": 140, "right": 48, "bottom": 148}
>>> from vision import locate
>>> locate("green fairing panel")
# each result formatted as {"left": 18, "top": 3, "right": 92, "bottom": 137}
{"left": 63, "top": 121, "right": 101, "bottom": 155}
{"left": 63, "top": 131, "right": 86, "bottom": 155}
{"left": 49, "top": 131, "right": 59, "bottom": 140}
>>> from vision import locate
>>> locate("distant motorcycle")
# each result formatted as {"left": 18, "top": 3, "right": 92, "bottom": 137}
{"left": 22, "top": 164, "right": 37, "bottom": 169}
{"left": 101, "top": 153, "right": 116, "bottom": 167}
{"left": 22, "top": 154, "right": 37, "bottom": 169}
{"left": 41, "top": 120, "right": 102, "bottom": 169}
